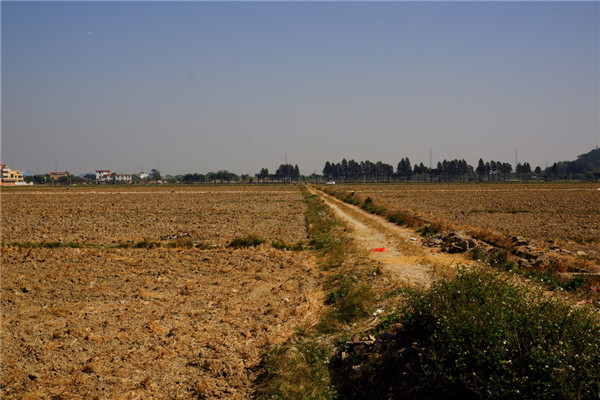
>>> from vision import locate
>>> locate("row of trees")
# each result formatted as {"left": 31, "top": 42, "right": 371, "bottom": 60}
{"left": 255, "top": 164, "right": 301, "bottom": 183}
{"left": 322, "top": 158, "right": 554, "bottom": 183}
{"left": 322, "top": 158, "right": 479, "bottom": 182}
{"left": 322, "top": 160, "right": 395, "bottom": 182}
{"left": 181, "top": 164, "right": 302, "bottom": 184}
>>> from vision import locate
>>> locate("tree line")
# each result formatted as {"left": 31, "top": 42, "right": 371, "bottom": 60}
{"left": 321, "top": 153, "right": 600, "bottom": 183}
{"left": 322, "top": 158, "right": 479, "bottom": 182}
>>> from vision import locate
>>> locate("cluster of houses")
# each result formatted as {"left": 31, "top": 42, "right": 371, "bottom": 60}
{"left": 0, "top": 164, "right": 146, "bottom": 185}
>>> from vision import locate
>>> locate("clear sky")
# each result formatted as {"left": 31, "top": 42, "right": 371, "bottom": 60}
{"left": 2, "top": 1, "right": 598, "bottom": 176}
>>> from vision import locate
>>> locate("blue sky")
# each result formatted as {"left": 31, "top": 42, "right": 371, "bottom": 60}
{"left": 2, "top": 1, "right": 598, "bottom": 175}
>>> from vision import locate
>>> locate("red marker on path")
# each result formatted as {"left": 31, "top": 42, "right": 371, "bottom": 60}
{"left": 371, "top": 247, "right": 386, "bottom": 252}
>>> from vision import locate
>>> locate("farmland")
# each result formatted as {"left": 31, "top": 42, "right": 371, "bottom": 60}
{"left": 334, "top": 182, "right": 600, "bottom": 263}
{"left": 1, "top": 186, "right": 320, "bottom": 399}
{"left": 2, "top": 182, "right": 599, "bottom": 399}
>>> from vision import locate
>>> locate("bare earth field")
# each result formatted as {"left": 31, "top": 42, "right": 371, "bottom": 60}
{"left": 339, "top": 183, "right": 600, "bottom": 262}
{"left": 1, "top": 186, "right": 306, "bottom": 246}
{"left": 1, "top": 185, "right": 321, "bottom": 399}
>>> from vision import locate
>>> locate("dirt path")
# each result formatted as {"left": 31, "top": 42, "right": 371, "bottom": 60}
{"left": 310, "top": 187, "right": 472, "bottom": 288}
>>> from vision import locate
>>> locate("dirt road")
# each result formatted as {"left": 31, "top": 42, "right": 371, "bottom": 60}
{"left": 310, "top": 187, "right": 471, "bottom": 287}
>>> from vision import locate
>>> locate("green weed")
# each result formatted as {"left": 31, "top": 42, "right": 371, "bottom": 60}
{"left": 255, "top": 338, "right": 337, "bottom": 400}
{"left": 271, "top": 240, "right": 305, "bottom": 251}
{"left": 324, "top": 276, "right": 372, "bottom": 325}
{"left": 468, "top": 246, "right": 486, "bottom": 261}
{"left": 228, "top": 235, "right": 265, "bottom": 248}
{"left": 417, "top": 224, "right": 440, "bottom": 238}
{"left": 487, "top": 250, "right": 515, "bottom": 271}
{"left": 133, "top": 240, "right": 162, "bottom": 249}
{"left": 387, "top": 212, "right": 406, "bottom": 226}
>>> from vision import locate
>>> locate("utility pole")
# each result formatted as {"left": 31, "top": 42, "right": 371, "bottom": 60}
{"left": 429, "top": 150, "right": 432, "bottom": 170}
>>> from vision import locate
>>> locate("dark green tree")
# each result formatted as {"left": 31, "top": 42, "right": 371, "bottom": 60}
{"left": 476, "top": 159, "right": 487, "bottom": 181}
{"left": 150, "top": 168, "right": 162, "bottom": 181}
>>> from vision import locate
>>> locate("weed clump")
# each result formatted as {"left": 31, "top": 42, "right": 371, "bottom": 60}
{"left": 487, "top": 250, "right": 515, "bottom": 271}
{"left": 255, "top": 338, "right": 336, "bottom": 400}
{"left": 322, "top": 276, "right": 373, "bottom": 331}
{"left": 361, "top": 197, "right": 387, "bottom": 216}
{"left": 468, "top": 246, "right": 486, "bottom": 261}
{"left": 342, "top": 191, "right": 361, "bottom": 206}
{"left": 387, "top": 212, "right": 406, "bottom": 226}
{"left": 133, "top": 240, "right": 162, "bottom": 249}
{"left": 394, "top": 268, "right": 600, "bottom": 399}
{"left": 271, "top": 240, "right": 305, "bottom": 251}
{"left": 228, "top": 235, "right": 265, "bottom": 249}
{"left": 417, "top": 224, "right": 440, "bottom": 237}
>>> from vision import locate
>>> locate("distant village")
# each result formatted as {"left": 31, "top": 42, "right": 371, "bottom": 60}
{"left": 0, "top": 163, "right": 303, "bottom": 185}
{"left": 0, "top": 164, "right": 155, "bottom": 186}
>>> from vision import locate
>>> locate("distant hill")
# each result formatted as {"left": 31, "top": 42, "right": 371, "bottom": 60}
{"left": 574, "top": 147, "right": 600, "bottom": 170}
{"left": 555, "top": 147, "right": 600, "bottom": 177}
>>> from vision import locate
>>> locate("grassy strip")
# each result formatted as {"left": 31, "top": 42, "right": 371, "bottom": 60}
{"left": 4, "top": 238, "right": 307, "bottom": 251}
{"left": 303, "top": 187, "right": 352, "bottom": 269}
{"left": 255, "top": 185, "right": 374, "bottom": 399}
{"left": 375, "top": 268, "right": 600, "bottom": 399}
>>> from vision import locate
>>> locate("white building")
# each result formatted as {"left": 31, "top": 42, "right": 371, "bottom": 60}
{"left": 114, "top": 173, "right": 132, "bottom": 183}
{"left": 95, "top": 170, "right": 111, "bottom": 182}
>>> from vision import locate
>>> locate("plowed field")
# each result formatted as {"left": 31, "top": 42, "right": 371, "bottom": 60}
{"left": 1, "top": 185, "right": 321, "bottom": 399}
{"left": 1, "top": 186, "right": 306, "bottom": 246}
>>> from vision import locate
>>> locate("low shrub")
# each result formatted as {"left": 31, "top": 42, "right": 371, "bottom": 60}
{"left": 486, "top": 250, "right": 515, "bottom": 271}
{"left": 396, "top": 268, "right": 600, "bottom": 399}
{"left": 522, "top": 269, "right": 588, "bottom": 293}
{"left": 468, "top": 246, "right": 486, "bottom": 261}
{"left": 387, "top": 212, "right": 406, "bottom": 226}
